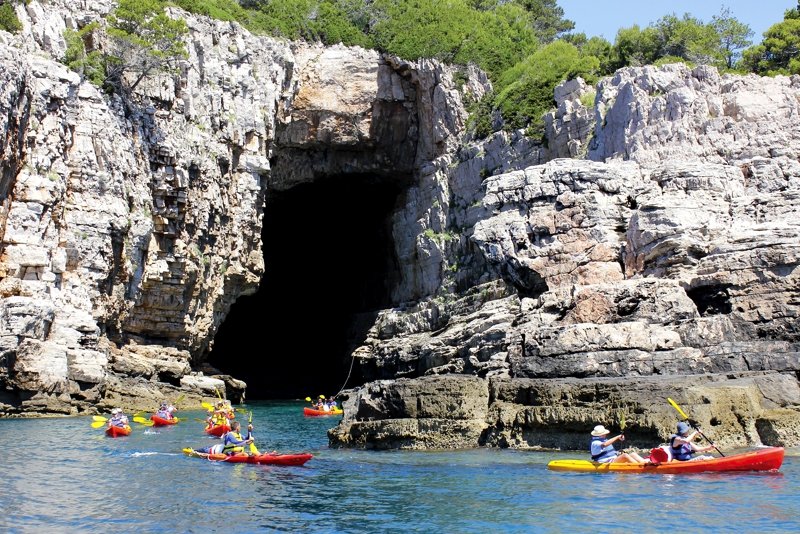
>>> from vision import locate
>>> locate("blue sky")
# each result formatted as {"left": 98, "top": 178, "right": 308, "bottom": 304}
{"left": 558, "top": 0, "right": 794, "bottom": 43}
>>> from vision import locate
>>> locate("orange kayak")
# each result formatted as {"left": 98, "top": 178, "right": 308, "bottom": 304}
{"left": 151, "top": 414, "right": 178, "bottom": 426}
{"left": 547, "top": 447, "right": 784, "bottom": 474}
{"left": 205, "top": 423, "right": 230, "bottom": 437}
{"left": 106, "top": 424, "right": 132, "bottom": 437}
{"left": 303, "top": 406, "right": 343, "bottom": 416}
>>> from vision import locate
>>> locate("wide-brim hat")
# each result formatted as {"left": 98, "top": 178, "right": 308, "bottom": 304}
{"left": 591, "top": 424, "right": 611, "bottom": 436}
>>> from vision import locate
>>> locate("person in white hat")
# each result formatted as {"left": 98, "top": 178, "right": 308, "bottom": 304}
{"left": 109, "top": 408, "right": 129, "bottom": 428}
{"left": 590, "top": 424, "right": 647, "bottom": 464}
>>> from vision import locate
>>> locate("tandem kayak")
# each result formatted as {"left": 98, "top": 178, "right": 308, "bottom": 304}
{"left": 204, "top": 423, "right": 230, "bottom": 437}
{"left": 303, "top": 406, "right": 343, "bottom": 416}
{"left": 547, "top": 446, "right": 784, "bottom": 474}
{"left": 151, "top": 414, "right": 178, "bottom": 426}
{"left": 182, "top": 448, "right": 313, "bottom": 466}
{"left": 106, "top": 424, "right": 132, "bottom": 437}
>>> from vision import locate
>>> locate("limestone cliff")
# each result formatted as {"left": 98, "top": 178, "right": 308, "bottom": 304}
{"left": 0, "top": 1, "right": 474, "bottom": 414}
{"left": 1, "top": 2, "right": 799, "bottom": 453}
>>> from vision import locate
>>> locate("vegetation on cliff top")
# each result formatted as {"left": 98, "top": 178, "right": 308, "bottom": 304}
{"left": 60, "top": 0, "right": 800, "bottom": 136}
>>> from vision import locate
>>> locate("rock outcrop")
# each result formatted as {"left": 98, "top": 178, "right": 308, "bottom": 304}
{"left": 1, "top": 2, "right": 799, "bottom": 453}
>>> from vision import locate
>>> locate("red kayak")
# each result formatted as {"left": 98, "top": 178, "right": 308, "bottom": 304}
{"left": 205, "top": 423, "right": 230, "bottom": 437}
{"left": 106, "top": 424, "right": 132, "bottom": 437}
{"left": 547, "top": 446, "right": 784, "bottom": 474}
{"left": 151, "top": 414, "right": 178, "bottom": 426}
{"left": 304, "top": 406, "right": 343, "bottom": 417}
{"left": 182, "top": 448, "right": 312, "bottom": 466}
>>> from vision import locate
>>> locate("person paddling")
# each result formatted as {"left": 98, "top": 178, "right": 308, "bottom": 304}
{"left": 221, "top": 421, "right": 254, "bottom": 456}
{"left": 108, "top": 408, "right": 129, "bottom": 428}
{"left": 670, "top": 421, "right": 716, "bottom": 461}
{"left": 590, "top": 424, "right": 648, "bottom": 464}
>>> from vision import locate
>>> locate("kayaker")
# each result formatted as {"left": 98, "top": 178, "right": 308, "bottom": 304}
{"left": 156, "top": 401, "right": 174, "bottom": 420}
{"left": 108, "top": 408, "right": 129, "bottom": 428}
{"left": 669, "top": 421, "right": 716, "bottom": 461}
{"left": 590, "top": 425, "right": 648, "bottom": 464}
{"left": 221, "top": 421, "right": 254, "bottom": 455}
{"left": 327, "top": 397, "right": 337, "bottom": 410}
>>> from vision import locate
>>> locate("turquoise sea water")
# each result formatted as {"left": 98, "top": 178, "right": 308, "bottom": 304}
{"left": 1, "top": 400, "right": 798, "bottom": 533}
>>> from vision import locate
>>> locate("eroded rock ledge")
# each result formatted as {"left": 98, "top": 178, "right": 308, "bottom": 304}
{"left": 330, "top": 373, "right": 800, "bottom": 450}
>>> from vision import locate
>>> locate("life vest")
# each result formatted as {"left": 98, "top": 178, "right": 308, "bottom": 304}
{"left": 670, "top": 434, "right": 694, "bottom": 461}
{"left": 590, "top": 436, "right": 617, "bottom": 462}
{"left": 222, "top": 430, "right": 246, "bottom": 454}
{"left": 110, "top": 415, "right": 127, "bottom": 428}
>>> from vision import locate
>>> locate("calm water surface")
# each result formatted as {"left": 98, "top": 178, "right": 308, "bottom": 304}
{"left": 1, "top": 400, "right": 798, "bottom": 533}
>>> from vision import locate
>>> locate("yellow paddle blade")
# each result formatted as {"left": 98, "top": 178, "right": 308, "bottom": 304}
{"left": 667, "top": 397, "right": 689, "bottom": 420}
{"left": 201, "top": 401, "right": 214, "bottom": 411}
{"left": 305, "top": 397, "right": 312, "bottom": 402}
{"left": 618, "top": 410, "right": 626, "bottom": 431}
{"left": 132, "top": 416, "right": 150, "bottom": 424}
{"left": 91, "top": 420, "right": 106, "bottom": 428}
{"left": 174, "top": 393, "right": 186, "bottom": 405}
{"left": 92, "top": 415, "right": 108, "bottom": 422}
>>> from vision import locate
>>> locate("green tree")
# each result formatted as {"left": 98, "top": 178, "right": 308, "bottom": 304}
{"left": 565, "top": 33, "right": 615, "bottom": 75}
{"left": 515, "top": 0, "right": 574, "bottom": 43}
{"left": 454, "top": 3, "right": 539, "bottom": 79}
{"left": 740, "top": 1, "right": 800, "bottom": 74}
{"left": 63, "top": 23, "right": 106, "bottom": 86}
{"left": 612, "top": 25, "right": 660, "bottom": 68}
{"left": 106, "top": 0, "right": 189, "bottom": 93}
{"left": 652, "top": 13, "right": 722, "bottom": 66}
{"left": 493, "top": 40, "right": 599, "bottom": 133}
{"left": 711, "top": 7, "right": 753, "bottom": 69}
{"left": 371, "top": 0, "right": 475, "bottom": 63}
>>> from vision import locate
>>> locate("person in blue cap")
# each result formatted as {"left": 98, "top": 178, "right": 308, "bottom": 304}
{"left": 669, "top": 421, "right": 716, "bottom": 461}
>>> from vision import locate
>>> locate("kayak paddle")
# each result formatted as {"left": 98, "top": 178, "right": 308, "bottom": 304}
{"left": 248, "top": 410, "right": 259, "bottom": 454}
{"left": 667, "top": 397, "right": 725, "bottom": 457}
{"left": 92, "top": 415, "right": 108, "bottom": 422}
{"left": 201, "top": 401, "right": 214, "bottom": 411}
{"left": 91, "top": 420, "right": 107, "bottom": 429}
{"left": 132, "top": 416, "right": 155, "bottom": 426}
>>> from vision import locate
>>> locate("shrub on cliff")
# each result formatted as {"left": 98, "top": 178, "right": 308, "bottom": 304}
{"left": 493, "top": 40, "right": 599, "bottom": 135}
{"left": 0, "top": 1, "right": 22, "bottom": 34}
{"left": 106, "top": 0, "right": 189, "bottom": 93}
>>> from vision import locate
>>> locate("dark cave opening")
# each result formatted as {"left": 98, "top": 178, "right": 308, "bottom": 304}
{"left": 208, "top": 174, "right": 408, "bottom": 399}
{"left": 686, "top": 283, "right": 733, "bottom": 316}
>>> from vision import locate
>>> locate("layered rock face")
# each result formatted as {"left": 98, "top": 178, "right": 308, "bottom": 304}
{"left": 0, "top": 1, "right": 471, "bottom": 414}
{"left": 1, "top": 2, "right": 799, "bottom": 453}
{"left": 334, "top": 65, "right": 800, "bottom": 450}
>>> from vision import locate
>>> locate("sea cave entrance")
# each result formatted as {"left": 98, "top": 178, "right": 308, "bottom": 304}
{"left": 208, "top": 174, "right": 409, "bottom": 399}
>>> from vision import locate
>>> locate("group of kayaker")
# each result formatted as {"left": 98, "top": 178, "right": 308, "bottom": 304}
{"left": 590, "top": 420, "right": 716, "bottom": 464}
{"left": 155, "top": 401, "right": 177, "bottom": 421}
{"left": 308, "top": 395, "right": 338, "bottom": 412}
{"left": 205, "top": 400, "right": 235, "bottom": 429}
